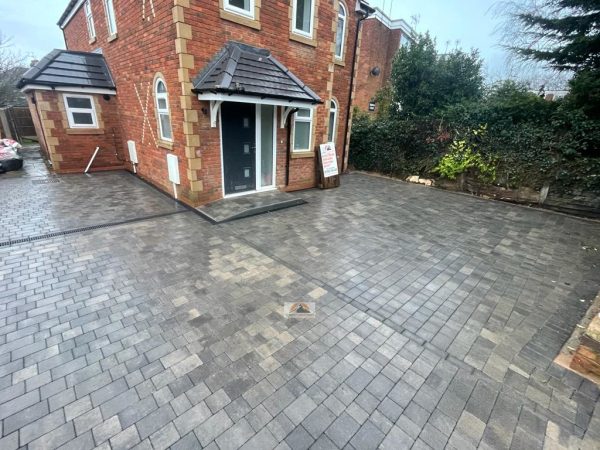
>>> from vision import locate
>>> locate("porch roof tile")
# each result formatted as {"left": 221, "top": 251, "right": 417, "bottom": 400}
{"left": 192, "top": 42, "right": 322, "bottom": 104}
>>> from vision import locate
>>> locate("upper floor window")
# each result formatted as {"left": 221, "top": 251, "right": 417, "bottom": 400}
{"left": 84, "top": 0, "right": 96, "bottom": 40}
{"left": 224, "top": 0, "right": 255, "bottom": 19}
{"left": 292, "top": 108, "right": 313, "bottom": 152}
{"left": 64, "top": 94, "right": 98, "bottom": 128}
{"left": 104, "top": 0, "right": 117, "bottom": 36}
{"left": 335, "top": 3, "right": 347, "bottom": 59}
{"left": 328, "top": 99, "right": 338, "bottom": 143}
{"left": 155, "top": 79, "right": 172, "bottom": 141}
{"left": 292, "top": 0, "right": 314, "bottom": 37}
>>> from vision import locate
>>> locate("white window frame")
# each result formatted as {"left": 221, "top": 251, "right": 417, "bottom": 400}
{"left": 63, "top": 94, "right": 98, "bottom": 128}
{"left": 328, "top": 99, "right": 338, "bottom": 143}
{"left": 224, "top": 0, "right": 255, "bottom": 19}
{"left": 155, "top": 78, "right": 173, "bottom": 142}
{"left": 292, "top": 0, "right": 315, "bottom": 38}
{"left": 84, "top": 0, "right": 96, "bottom": 40}
{"left": 335, "top": 2, "right": 347, "bottom": 60}
{"left": 292, "top": 108, "right": 313, "bottom": 153}
{"left": 103, "top": 0, "right": 117, "bottom": 36}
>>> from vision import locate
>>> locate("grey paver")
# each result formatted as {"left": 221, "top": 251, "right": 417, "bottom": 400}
{"left": 1, "top": 171, "right": 599, "bottom": 450}
{"left": 19, "top": 408, "right": 66, "bottom": 445}
{"left": 349, "top": 420, "right": 385, "bottom": 450}
{"left": 173, "top": 401, "right": 212, "bottom": 436}
{"left": 216, "top": 418, "right": 255, "bottom": 450}
{"left": 109, "top": 424, "right": 140, "bottom": 450}
{"left": 136, "top": 403, "right": 176, "bottom": 440}
{"left": 284, "top": 394, "right": 318, "bottom": 426}
{"left": 325, "top": 412, "right": 360, "bottom": 447}
{"left": 194, "top": 409, "right": 233, "bottom": 446}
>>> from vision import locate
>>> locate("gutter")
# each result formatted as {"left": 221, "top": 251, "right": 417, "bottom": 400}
{"left": 341, "top": 7, "right": 371, "bottom": 173}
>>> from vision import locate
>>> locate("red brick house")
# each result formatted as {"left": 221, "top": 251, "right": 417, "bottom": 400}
{"left": 18, "top": 0, "right": 375, "bottom": 206}
{"left": 354, "top": 8, "right": 414, "bottom": 114}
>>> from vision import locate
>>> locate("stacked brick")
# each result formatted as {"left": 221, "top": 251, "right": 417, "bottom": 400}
{"left": 571, "top": 314, "right": 600, "bottom": 378}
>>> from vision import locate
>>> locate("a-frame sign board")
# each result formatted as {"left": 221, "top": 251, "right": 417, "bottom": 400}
{"left": 317, "top": 143, "right": 341, "bottom": 189}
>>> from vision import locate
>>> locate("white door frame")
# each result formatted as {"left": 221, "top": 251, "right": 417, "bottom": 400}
{"left": 219, "top": 102, "right": 278, "bottom": 199}
{"left": 255, "top": 104, "right": 277, "bottom": 192}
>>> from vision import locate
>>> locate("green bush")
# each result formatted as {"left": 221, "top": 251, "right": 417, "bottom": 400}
{"left": 349, "top": 82, "right": 600, "bottom": 193}
{"left": 435, "top": 126, "right": 497, "bottom": 183}
{"left": 349, "top": 33, "right": 599, "bottom": 196}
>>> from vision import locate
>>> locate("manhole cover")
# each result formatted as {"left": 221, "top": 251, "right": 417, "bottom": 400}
{"left": 32, "top": 178, "right": 60, "bottom": 184}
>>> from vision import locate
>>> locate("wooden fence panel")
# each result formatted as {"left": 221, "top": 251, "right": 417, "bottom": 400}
{"left": 0, "top": 106, "right": 37, "bottom": 142}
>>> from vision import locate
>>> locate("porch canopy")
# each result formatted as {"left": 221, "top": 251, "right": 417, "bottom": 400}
{"left": 17, "top": 49, "right": 116, "bottom": 96}
{"left": 192, "top": 41, "right": 321, "bottom": 127}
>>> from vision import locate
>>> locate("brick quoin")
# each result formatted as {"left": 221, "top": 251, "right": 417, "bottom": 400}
{"left": 54, "top": 0, "right": 406, "bottom": 206}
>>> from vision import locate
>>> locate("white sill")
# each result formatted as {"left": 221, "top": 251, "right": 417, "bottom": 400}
{"left": 292, "top": 29, "right": 313, "bottom": 39}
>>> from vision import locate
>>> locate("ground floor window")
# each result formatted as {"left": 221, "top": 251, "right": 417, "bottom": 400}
{"left": 292, "top": 108, "right": 313, "bottom": 152}
{"left": 63, "top": 94, "right": 98, "bottom": 128}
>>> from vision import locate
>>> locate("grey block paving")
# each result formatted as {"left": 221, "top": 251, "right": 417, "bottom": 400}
{"left": 1, "top": 171, "right": 600, "bottom": 449}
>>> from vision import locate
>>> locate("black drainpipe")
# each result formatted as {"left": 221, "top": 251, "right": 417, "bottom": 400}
{"left": 285, "top": 118, "right": 292, "bottom": 187}
{"left": 341, "top": 8, "right": 370, "bottom": 173}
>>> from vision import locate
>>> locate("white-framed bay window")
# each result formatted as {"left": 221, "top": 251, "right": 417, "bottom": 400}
{"left": 84, "top": 0, "right": 96, "bottom": 40}
{"left": 155, "top": 78, "right": 173, "bottom": 141}
{"left": 328, "top": 99, "right": 338, "bottom": 143}
{"left": 335, "top": 2, "right": 347, "bottom": 59}
{"left": 292, "top": 0, "right": 315, "bottom": 37}
{"left": 224, "top": 0, "right": 255, "bottom": 18}
{"left": 292, "top": 108, "right": 313, "bottom": 152}
{"left": 63, "top": 94, "right": 98, "bottom": 128}
{"left": 104, "top": 0, "right": 117, "bottom": 36}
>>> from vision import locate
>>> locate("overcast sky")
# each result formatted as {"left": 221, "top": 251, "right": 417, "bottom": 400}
{"left": 1, "top": 0, "right": 509, "bottom": 76}
{"left": 369, "top": 0, "right": 509, "bottom": 77}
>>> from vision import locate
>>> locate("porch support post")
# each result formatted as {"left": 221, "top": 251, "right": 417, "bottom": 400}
{"left": 210, "top": 100, "right": 223, "bottom": 127}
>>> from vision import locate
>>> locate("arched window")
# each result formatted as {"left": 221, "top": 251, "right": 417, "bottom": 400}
{"left": 155, "top": 78, "right": 172, "bottom": 141}
{"left": 328, "top": 99, "right": 338, "bottom": 143}
{"left": 335, "top": 2, "right": 347, "bottom": 59}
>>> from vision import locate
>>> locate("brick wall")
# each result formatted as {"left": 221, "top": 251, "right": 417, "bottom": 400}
{"left": 26, "top": 90, "right": 122, "bottom": 173}
{"left": 64, "top": 0, "right": 189, "bottom": 199}
{"left": 354, "top": 17, "right": 402, "bottom": 113}
{"left": 61, "top": 0, "right": 361, "bottom": 205}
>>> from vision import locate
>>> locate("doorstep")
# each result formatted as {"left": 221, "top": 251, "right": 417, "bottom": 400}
{"left": 195, "top": 190, "right": 306, "bottom": 224}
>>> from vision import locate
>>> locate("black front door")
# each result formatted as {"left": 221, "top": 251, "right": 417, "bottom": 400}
{"left": 221, "top": 102, "right": 256, "bottom": 195}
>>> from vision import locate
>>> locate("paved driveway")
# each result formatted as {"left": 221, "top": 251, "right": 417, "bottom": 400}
{"left": 1, "top": 171, "right": 600, "bottom": 450}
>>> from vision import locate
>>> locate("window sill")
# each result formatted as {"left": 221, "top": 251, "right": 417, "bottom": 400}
{"left": 89, "top": 37, "right": 97, "bottom": 45}
{"left": 220, "top": 9, "right": 261, "bottom": 30}
{"left": 66, "top": 128, "right": 103, "bottom": 135}
{"left": 289, "top": 32, "right": 317, "bottom": 48}
{"left": 107, "top": 33, "right": 118, "bottom": 43}
{"left": 291, "top": 151, "right": 314, "bottom": 159}
{"left": 334, "top": 58, "right": 345, "bottom": 67}
{"left": 158, "top": 140, "right": 174, "bottom": 150}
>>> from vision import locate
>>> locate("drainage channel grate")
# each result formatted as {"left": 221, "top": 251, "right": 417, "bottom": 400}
{"left": 32, "top": 178, "right": 61, "bottom": 184}
{"left": 0, "top": 210, "right": 187, "bottom": 248}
